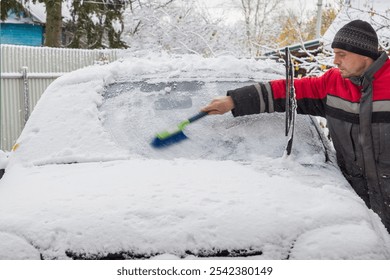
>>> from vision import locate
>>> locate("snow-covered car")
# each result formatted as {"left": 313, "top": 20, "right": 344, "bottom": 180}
{"left": 0, "top": 54, "right": 389, "bottom": 260}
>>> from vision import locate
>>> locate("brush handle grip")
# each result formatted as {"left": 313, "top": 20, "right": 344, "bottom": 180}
{"left": 188, "top": 111, "right": 208, "bottom": 123}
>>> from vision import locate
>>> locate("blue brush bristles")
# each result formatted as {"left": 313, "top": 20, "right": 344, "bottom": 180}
{"left": 150, "top": 131, "right": 188, "bottom": 148}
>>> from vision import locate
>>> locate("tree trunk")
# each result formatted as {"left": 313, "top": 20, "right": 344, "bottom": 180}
{"left": 44, "top": 0, "right": 62, "bottom": 47}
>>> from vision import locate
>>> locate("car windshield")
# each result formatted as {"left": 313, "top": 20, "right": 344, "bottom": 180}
{"left": 101, "top": 80, "right": 326, "bottom": 163}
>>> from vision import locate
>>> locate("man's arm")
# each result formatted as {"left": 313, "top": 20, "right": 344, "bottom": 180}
{"left": 202, "top": 70, "right": 333, "bottom": 117}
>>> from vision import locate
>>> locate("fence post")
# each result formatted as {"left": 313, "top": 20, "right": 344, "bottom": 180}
{"left": 21, "top": 66, "right": 30, "bottom": 125}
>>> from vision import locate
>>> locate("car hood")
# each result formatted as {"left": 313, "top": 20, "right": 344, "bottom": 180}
{"left": 0, "top": 158, "right": 389, "bottom": 260}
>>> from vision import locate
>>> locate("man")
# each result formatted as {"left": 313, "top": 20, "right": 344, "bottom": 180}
{"left": 202, "top": 20, "right": 390, "bottom": 233}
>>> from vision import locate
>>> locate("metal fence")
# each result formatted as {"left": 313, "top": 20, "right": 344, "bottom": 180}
{"left": 1, "top": 44, "right": 119, "bottom": 151}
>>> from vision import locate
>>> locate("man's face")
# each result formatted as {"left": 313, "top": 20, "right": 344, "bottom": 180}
{"left": 333, "top": 48, "right": 374, "bottom": 78}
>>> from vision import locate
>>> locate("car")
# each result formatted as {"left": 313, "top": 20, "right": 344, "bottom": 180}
{"left": 0, "top": 54, "right": 389, "bottom": 260}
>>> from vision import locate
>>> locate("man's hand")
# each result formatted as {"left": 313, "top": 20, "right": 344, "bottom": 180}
{"left": 201, "top": 96, "right": 235, "bottom": 115}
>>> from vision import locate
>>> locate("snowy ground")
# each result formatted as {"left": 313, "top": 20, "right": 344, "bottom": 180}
{"left": 0, "top": 53, "right": 389, "bottom": 260}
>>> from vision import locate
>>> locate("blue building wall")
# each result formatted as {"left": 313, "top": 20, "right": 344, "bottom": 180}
{"left": 0, "top": 23, "right": 44, "bottom": 46}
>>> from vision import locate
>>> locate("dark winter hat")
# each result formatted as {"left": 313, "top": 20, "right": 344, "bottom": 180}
{"left": 331, "top": 20, "right": 379, "bottom": 60}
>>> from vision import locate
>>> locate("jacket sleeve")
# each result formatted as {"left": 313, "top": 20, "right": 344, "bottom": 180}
{"left": 227, "top": 69, "right": 333, "bottom": 118}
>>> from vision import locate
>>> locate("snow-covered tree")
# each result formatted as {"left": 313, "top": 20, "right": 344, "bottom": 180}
{"left": 238, "top": 0, "right": 284, "bottom": 56}
{"left": 122, "top": 0, "right": 245, "bottom": 56}
{"left": 65, "top": 0, "right": 128, "bottom": 49}
{"left": 1, "top": 0, "right": 25, "bottom": 20}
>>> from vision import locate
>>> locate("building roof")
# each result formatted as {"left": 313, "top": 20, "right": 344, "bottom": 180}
{"left": 5, "top": 0, "right": 72, "bottom": 24}
{"left": 264, "top": 39, "right": 322, "bottom": 57}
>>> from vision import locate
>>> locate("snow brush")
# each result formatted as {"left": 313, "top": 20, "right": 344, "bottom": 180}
{"left": 151, "top": 111, "right": 208, "bottom": 148}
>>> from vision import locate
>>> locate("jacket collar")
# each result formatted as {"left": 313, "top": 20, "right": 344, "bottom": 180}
{"left": 349, "top": 51, "right": 388, "bottom": 87}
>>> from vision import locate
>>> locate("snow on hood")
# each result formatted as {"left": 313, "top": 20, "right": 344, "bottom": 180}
{"left": 0, "top": 232, "right": 41, "bottom": 260}
{"left": 1, "top": 158, "right": 389, "bottom": 259}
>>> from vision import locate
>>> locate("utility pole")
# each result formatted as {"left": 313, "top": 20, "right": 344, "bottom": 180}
{"left": 315, "top": 0, "right": 323, "bottom": 38}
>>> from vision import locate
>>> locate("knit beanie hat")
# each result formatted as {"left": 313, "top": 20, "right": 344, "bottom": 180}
{"left": 331, "top": 20, "right": 379, "bottom": 60}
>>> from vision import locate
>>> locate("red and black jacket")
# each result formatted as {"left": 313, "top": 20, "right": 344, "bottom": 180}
{"left": 227, "top": 52, "right": 390, "bottom": 233}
